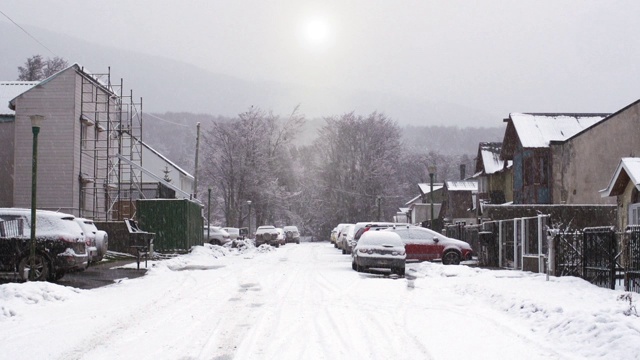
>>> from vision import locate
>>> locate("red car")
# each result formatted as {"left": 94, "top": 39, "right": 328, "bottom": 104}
{"left": 380, "top": 225, "right": 473, "bottom": 265}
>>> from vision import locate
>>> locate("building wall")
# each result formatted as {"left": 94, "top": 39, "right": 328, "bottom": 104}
{"left": 140, "top": 146, "right": 194, "bottom": 198}
{"left": 0, "top": 119, "right": 15, "bottom": 207}
{"left": 13, "top": 69, "right": 78, "bottom": 213}
{"left": 551, "top": 101, "right": 640, "bottom": 205}
{"left": 617, "top": 181, "right": 640, "bottom": 230}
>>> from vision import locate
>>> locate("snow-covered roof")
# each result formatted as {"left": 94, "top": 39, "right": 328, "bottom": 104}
{"left": 398, "top": 207, "right": 409, "bottom": 213}
{"left": 0, "top": 81, "right": 38, "bottom": 116}
{"left": 509, "top": 113, "right": 608, "bottom": 148}
{"left": 9, "top": 63, "right": 118, "bottom": 111}
{"left": 405, "top": 194, "right": 422, "bottom": 206}
{"left": 600, "top": 157, "right": 640, "bottom": 197}
{"left": 476, "top": 142, "right": 505, "bottom": 175}
{"left": 446, "top": 180, "right": 478, "bottom": 192}
{"left": 141, "top": 140, "right": 194, "bottom": 179}
{"left": 418, "top": 183, "right": 443, "bottom": 195}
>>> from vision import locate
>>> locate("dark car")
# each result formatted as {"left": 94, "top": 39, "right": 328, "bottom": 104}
{"left": 352, "top": 231, "right": 406, "bottom": 276}
{"left": 381, "top": 225, "right": 473, "bottom": 265}
{"left": 0, "top": 208, "right": 88, "bottom": 281}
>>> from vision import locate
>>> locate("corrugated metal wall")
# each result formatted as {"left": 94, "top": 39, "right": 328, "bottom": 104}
{"left": 137, "top": 199, "right": 203, "bottom": 252}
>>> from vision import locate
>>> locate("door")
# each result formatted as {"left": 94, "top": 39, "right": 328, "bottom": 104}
{"left": 409, "top": 227, "right": 444, "bottom": 261}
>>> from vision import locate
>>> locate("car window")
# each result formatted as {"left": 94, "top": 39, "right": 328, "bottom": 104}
{"left": 409, "top": 227, "right": 437, "bottom": 241}
{"left": 388, "top": 228, "right": 410, "bottom": 240}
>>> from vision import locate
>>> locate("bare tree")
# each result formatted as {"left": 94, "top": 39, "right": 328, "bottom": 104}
{"left": 17, "top": 55, "right": 68, "bottom": 81}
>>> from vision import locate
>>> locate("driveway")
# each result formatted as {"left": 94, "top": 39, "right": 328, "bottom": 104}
{"left": 55, "top": 258, "right": 148, "bottom": 290}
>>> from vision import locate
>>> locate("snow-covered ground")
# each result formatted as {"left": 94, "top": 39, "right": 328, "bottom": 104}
{"left": 1, "top": 242, "right": 639, "bottom": 360}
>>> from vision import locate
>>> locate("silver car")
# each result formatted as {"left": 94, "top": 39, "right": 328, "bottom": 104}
{"left": 352, "top": 230, "right": 406, "bottom": 276}
{"left": 203, "top": 226, "right": 231, "bottom": 245}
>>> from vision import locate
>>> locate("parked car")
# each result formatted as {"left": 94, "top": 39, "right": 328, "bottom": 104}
{"left": 0, "top": 208, "right": 88, "bottom": 281}
{"left": 332, "top": 223, "right": 350, "bottom": 248}
{"left": 74, "top": 217, "right": 108, "bottom": 265}
{"left": 254, "top": 225, "right": 281, "bottom": 247}
{"left": 339, "top": 224, "right": 355, "bottom": 254}
{"left": 352, "top": 230, "right": 406, "bottom": 275}
{"left": 381, "top": 225, "right": 473, "bottom": 265}
{"left": 336, "top": 223, "right": 354, "bottom": 251}
{"left": 275, "top": 228, "right": 286, "bottom": 246}
{"left": 222, "top": 227, "right": 241, "bottom": 240}
{"left": 283, "top": 225, "right": 300, "bottom": 244}
{"left": 203, "top": 225, "right": 231, "bottom": 245}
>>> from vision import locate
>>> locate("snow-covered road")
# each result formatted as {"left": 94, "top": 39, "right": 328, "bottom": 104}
{"left": 2, "top": 242, "right": 639, "bottom": 359}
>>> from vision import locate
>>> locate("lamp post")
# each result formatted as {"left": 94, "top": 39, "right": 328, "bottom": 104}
{"left": 246, "top": 200, "right": 252, "bottom": 238}
{"left": 428, "top": 165, "right": 436, "bottom": 229}
{"left": 207, "top": 188, "right": 211, "bottom": 242}
{"left": 29, "top": 115, "right": 44, "bottom": 281}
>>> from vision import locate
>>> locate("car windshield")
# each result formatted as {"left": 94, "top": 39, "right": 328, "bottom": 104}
{"left": 359, "top": 233, "right": 403, "bottom": 246}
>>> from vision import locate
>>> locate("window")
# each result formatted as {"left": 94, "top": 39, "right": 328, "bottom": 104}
{"left": 630, "top": 203, "right": 640, "bottom": 226}
{"left": 81, "top": 123, "right": 88, "bottom": 149}
{"left": 536, "top": 155, "right": 548, "bottom": 184}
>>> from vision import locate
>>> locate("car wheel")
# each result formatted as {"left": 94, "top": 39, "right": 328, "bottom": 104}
{"left": 352, "top": 261, "right": 357, "bottom": 271}
{"left": 274, "top": 242, "right": 280, "bottom": 248}
{"left": 210, "top": 239, "right": 220, "bottom": 245}
{"left": 442, "top": 251, "right": 461, "bottom": 265}
{"left": 296, "top": 240, "right": 300, "bottom": 244}
{"left": 342, "top": 247, "right": 346, "bottom": 255}
{"left": 333, "top": 242, "right": 337, "bottom": 248}
{"left": 18, "top": 254, "right": 50, "bottom": 281}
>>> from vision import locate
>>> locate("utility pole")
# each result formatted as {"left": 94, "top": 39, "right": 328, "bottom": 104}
{"left": 193, "top": 122, "right": 200, "bottom": 199}
{"left": 376, "top": 196, "right": 382, "bottom": 221}
{"left": 207, "top": 188, "right": 211, "bottom": 241}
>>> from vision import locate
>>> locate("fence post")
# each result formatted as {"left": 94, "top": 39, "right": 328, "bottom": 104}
{"left": 498, "top": 220, "right": 503, "bottom": 268}
{"left": 538, "top": 215, "right": 544, "bottom": 273}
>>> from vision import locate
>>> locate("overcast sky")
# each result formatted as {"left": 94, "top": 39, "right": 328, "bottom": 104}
{"left": 2, "top": 1, "right": 640, "bottom": 125}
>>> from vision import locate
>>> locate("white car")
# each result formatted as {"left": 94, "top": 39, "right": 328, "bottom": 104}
{"left": 204, "top": 226, "right": 231, "bottom": 245}
{"left": 221, "top": 227, "right": 241, "bottom": 240}
{"left": 74, "top": 217, "right": 108, "bottom": 264}
{"left": 352, "top": 231, "right": 406, "bottom": 276}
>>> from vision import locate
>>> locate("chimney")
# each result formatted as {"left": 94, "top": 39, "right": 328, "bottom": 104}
{"left": 460, "top": 164, "right": 466, "bottom": 180}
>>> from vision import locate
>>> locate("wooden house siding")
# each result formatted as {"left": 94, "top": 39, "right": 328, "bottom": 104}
{"left": 550, "top": 100, "right": 640, "bottom": 205}
{"left": 12, "top": 69, "right": 78, "bottom": 212}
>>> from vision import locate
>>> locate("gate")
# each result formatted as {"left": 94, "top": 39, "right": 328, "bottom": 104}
{"left": 624, "top": 225, "right": 640, "bottom": 293}
{"left": 583, "top": 226, "right": 617, "bottom": 290}
{"left": 552, "top": 230, "right": 582, "bottom": 277}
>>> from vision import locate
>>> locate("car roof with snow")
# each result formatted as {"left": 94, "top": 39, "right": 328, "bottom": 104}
{"left": 358, "top": 230, "right": 403, "bottom": 246}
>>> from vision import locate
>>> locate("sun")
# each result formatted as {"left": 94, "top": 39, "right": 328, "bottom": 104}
{"left": 304, "top": 19, "right": 329, "bottom": 44}
{"left": 298, "top": 17, "right": 333, "bottom": 52}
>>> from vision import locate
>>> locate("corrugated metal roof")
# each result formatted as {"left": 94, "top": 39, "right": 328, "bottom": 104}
{"left": 0, "top": 81, "right": 38, "bottom": 116}
{"left": 510, "top": 113, "right": 609, "bottom": 148}
{"left": 446, "top": 181, "right": 478, "bottom": 192}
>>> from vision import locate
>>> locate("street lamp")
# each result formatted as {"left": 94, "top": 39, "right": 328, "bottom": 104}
{"left": 246, "top": 200, "right": 252, "bottom": 238}
{"left": 29, "top": 115, "right": 44, "bottom": 281}
{"left": 428, "top": 164, "right": 437, "bottom": 229}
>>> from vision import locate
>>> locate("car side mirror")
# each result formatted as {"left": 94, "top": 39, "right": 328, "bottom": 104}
{"left": 433, "top": 237, "right": 439, "bottom": 243}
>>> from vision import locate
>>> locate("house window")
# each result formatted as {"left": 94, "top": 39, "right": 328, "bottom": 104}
{"left": 630, "top": 203, "right": 640, "bottom": 226}
{"left": 81, "top": 123, "right": 88, "bottom": 149}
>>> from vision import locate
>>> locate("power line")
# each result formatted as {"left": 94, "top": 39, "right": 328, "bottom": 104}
{"left": 0, "top": 9, "right": 58, "bottom": 57}
{"left": 145, "top": 112, "right": 190, "bottom": 127}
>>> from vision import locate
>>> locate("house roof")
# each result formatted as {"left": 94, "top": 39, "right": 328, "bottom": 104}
{"left": 507, "top": 113, "right": 609, "bottom": 148}
{"left": 418, "top": 183, "right": 444, "bottom": 195}
{"left": 600, "top": 157, "right": 640, "bottom": 197}
{"left": 9, "top": 63, "right": 117, "bottom": 110}
{"left": 405, "top": 194, "right": 422, "bottom": 206}
{"left": 0, "top": 81, "right": 38, "bottom": 116}
{"left": 140, "top": 140, "right": 194, "bottom": 179}
{"left": 475, "top": 142, "right": 510, "bottom": 175}
{"left": 446, "top": 181, "right": 478, "bottom": 192}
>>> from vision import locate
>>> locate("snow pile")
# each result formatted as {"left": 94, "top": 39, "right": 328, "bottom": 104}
{"left": 0, "top": 281, "right": 82, "bottom": 320}
{"left": 411, "top": 262, "right": 640, "bottom": 359}
{"left": 255, "top": 244, "right": 276, "bottom": 253}
{"left": 148, "top": 244, "right": 231, "bottom": 273}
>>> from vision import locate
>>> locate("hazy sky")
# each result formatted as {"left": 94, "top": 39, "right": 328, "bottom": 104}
{"left": 2, "top": 1, "right": 640, "bottom": 125}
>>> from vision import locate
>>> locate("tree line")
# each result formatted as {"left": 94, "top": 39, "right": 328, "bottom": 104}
{"left": 198, "top": 107, "right": 478, "bottom": 238}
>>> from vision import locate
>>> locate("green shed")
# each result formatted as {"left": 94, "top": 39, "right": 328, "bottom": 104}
{"left": 136, "top": 198, "right": 203, "bottom": 252}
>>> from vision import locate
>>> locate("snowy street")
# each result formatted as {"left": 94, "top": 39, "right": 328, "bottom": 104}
{"left": 2, "top": 242, "right": 640, "bottom": 360}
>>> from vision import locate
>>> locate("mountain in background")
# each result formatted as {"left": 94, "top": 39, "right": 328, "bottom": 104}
{"left": 0, "top": 22, "right": 497, "bottom": 127}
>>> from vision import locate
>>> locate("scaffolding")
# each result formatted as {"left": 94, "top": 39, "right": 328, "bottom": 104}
{"left": 78, "top": 67, "right": 145, "bottom": 221}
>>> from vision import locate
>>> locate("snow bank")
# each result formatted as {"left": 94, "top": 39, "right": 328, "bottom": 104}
{"left": 1, "top": 281, "right": 82, "bottom": 320}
